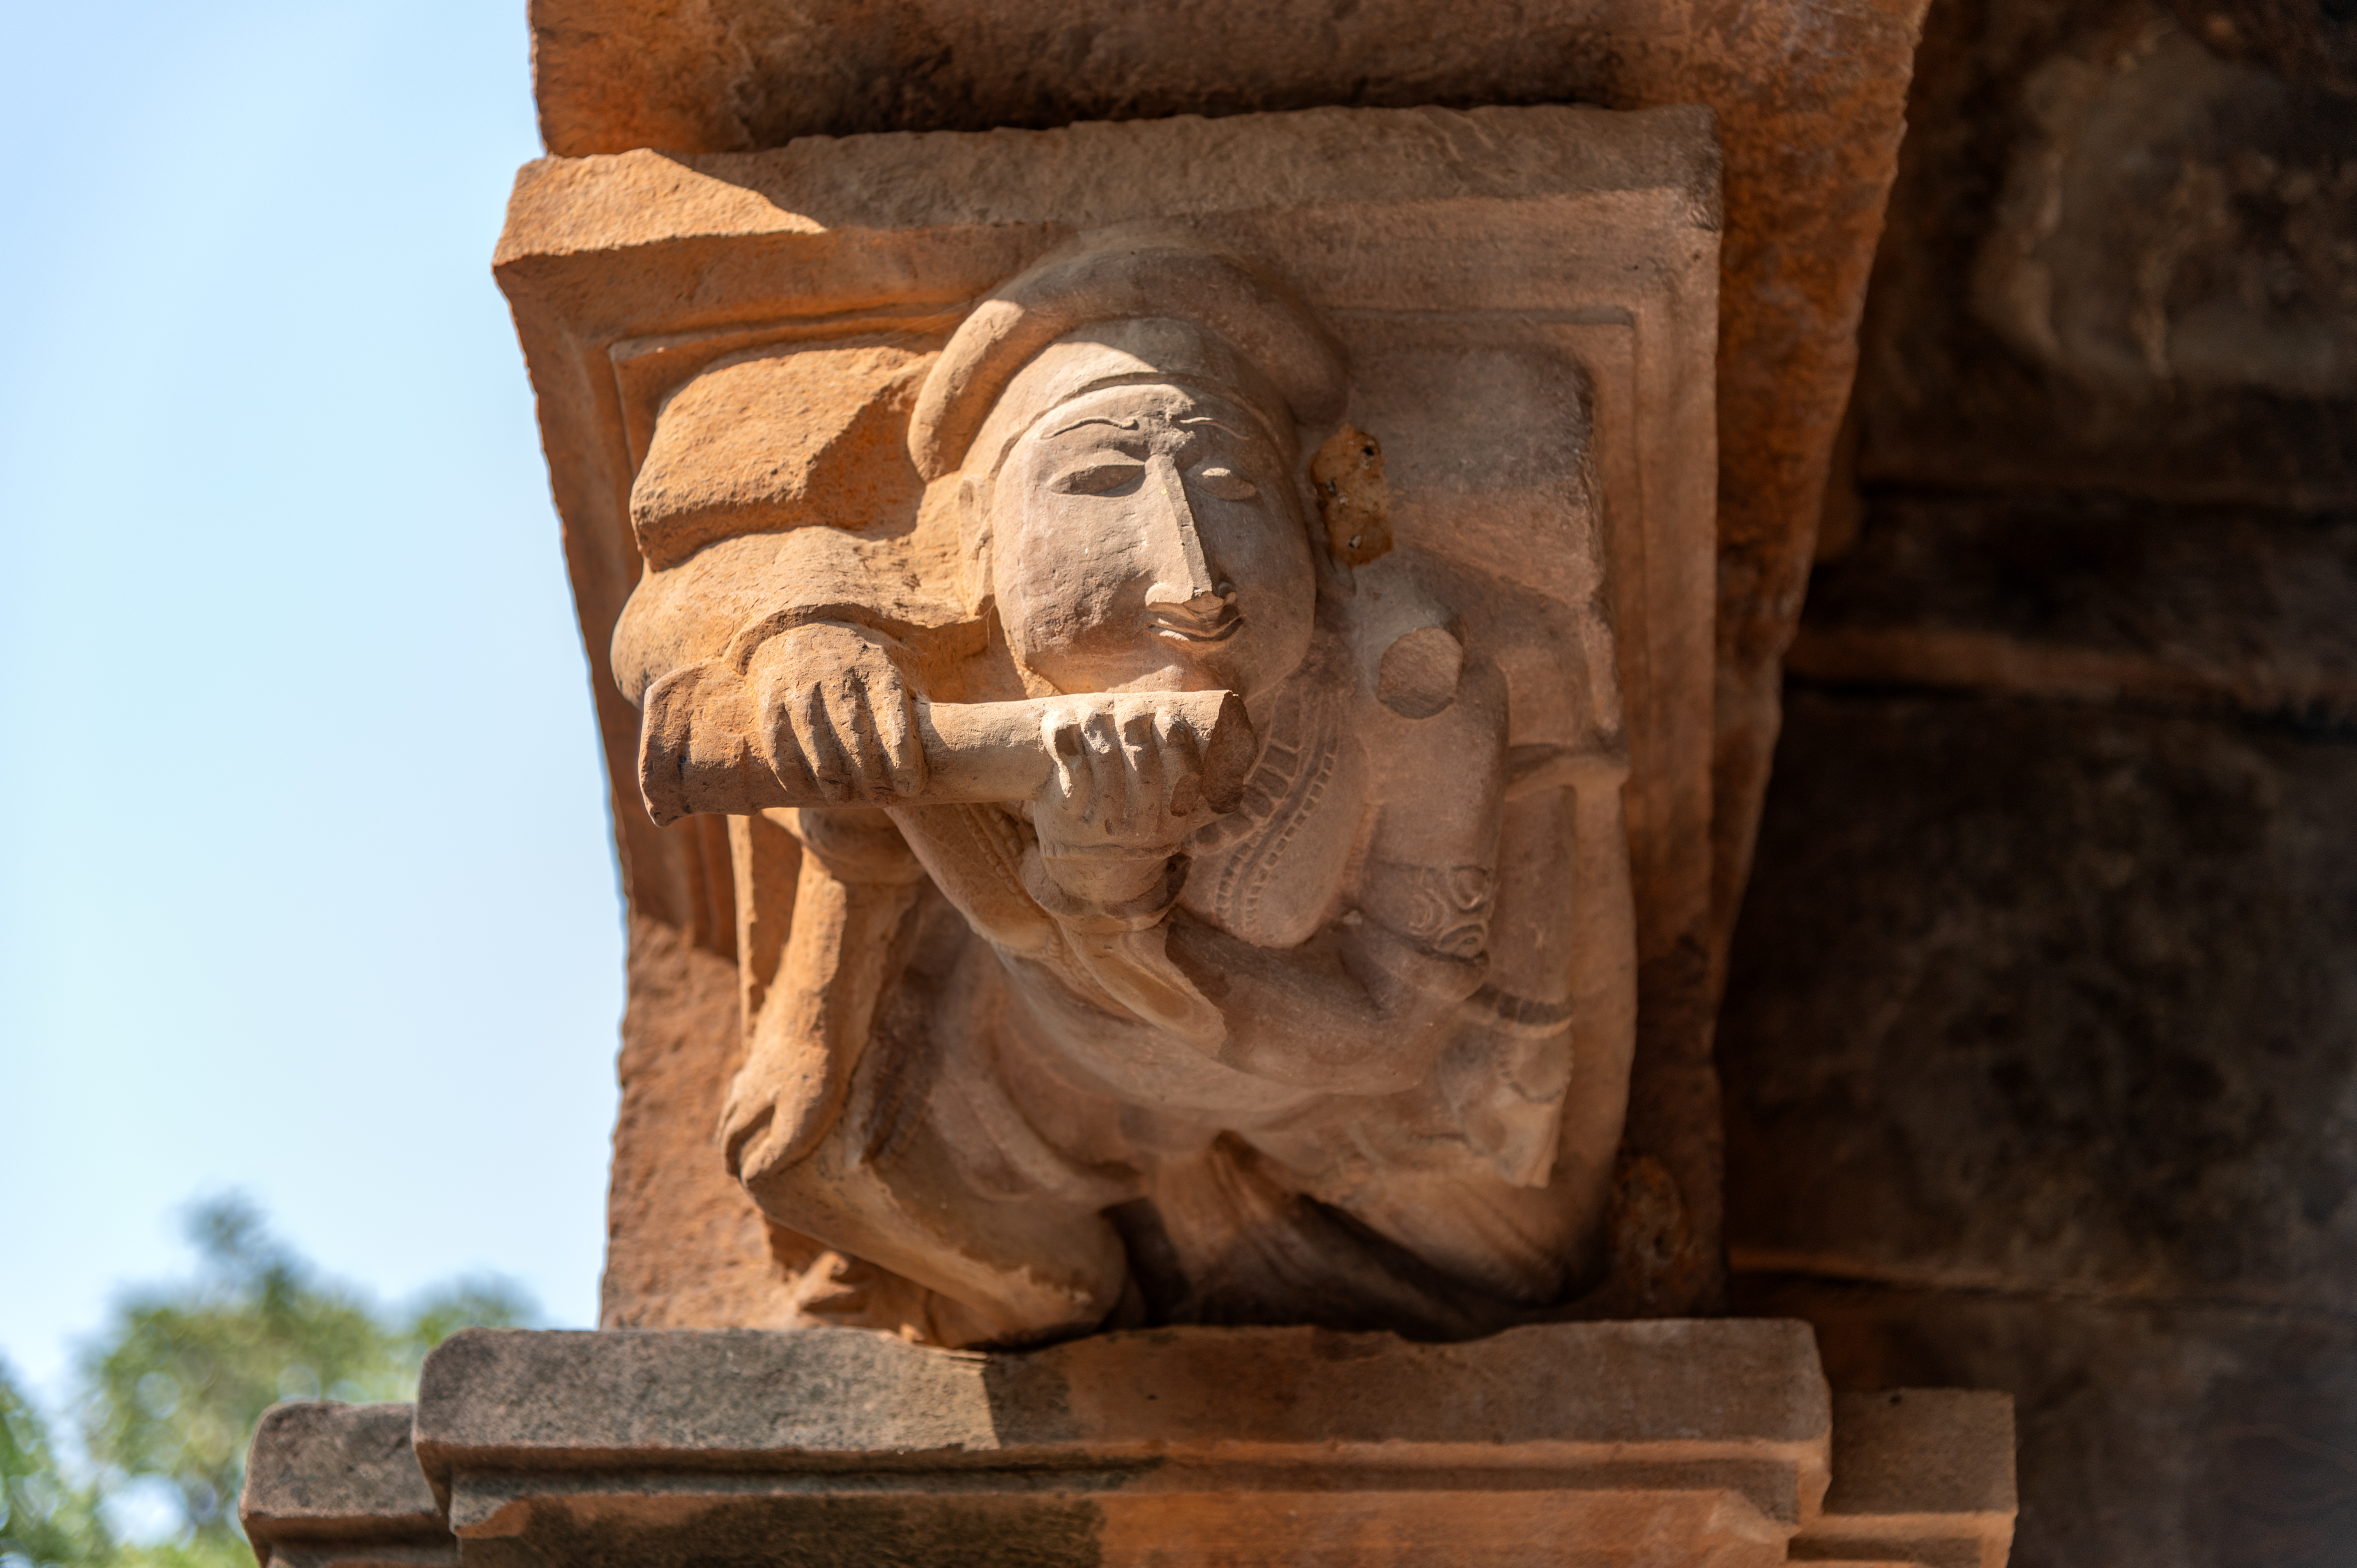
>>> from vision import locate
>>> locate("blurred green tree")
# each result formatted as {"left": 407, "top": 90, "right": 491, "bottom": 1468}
{"left": 6, "top": 1194, "right": 532, "bottom": 1568}
{"left": 3, "top": 1356, "right": 110, "bottom": 1568}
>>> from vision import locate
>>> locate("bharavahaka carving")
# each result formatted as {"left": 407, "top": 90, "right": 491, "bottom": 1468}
{"left": 613, "top": 237, "right": 1638, "bottom": 1348}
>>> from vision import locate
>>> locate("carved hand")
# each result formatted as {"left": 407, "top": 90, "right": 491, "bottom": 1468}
{"left": 1029, "top": 694, "right": 1236, "bottom": 910}
{"left": 638, "top": 626, "right": 1259, "bottom": 827}
{"left": 748, "top": 624, "right": 927, "bottom": 806}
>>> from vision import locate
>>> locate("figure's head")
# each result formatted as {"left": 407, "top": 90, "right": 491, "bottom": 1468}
{"left": 909, "top": 238, "right": 1347, "bottom": 697}
{"left": 963, "top": 321, "right": 1316, "bottom": 695}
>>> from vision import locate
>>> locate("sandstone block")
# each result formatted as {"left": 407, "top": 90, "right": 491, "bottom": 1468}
{"left": 1795, "top": 1391, "right": 2017, "bottom": 1568}
{"left": 1721, "top": 688, "right": 2357, "bottom": 1312}
{"left": 235, "top": 1325, "right": 2012, "bottom": 1568}
{"left": 514, "top": 0, "right": 1934, "bottom": 1086}
{"left": 240, "top": 1403, "right": 451, "bottom": 1568}
{"left": 1739, "top": 1278, "right": 2357, "bottom": 1568}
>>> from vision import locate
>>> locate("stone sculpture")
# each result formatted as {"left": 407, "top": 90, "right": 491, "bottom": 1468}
{"left": 234, "top": 79, "right": 2018, "bottom": 1568}
{"left": 613, "top": 235, "right": 1638, "bottom": 1347}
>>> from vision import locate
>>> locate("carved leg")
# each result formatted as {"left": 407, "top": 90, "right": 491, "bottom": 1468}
{"left": 721, "top": 808, "right": 930, "bottom": 1179}
{"left": 740, "top": 1018, "right": 1131, "bottom": 1348}
{"left": 721, "top": 808, "right": 1132, "bottom": 1346}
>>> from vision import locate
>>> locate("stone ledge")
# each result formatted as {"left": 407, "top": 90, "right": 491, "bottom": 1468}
{"left": 240, "top": 1323, "right": 2014, "bottom": 1566}
{"left": 239, "top": 1402, "right": 452, "bottom": 1568}
{"left": 418, "top": 1321, "right": 1837, "bottom": 1566}
{"left": 1792, "top": 1391, "right": 2016, "bottom": 1568}
{"left": 412, "top": 1320, "right": 1827, "bottom": 1470}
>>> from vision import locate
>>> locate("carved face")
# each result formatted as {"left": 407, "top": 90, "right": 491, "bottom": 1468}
{"left": 989, "top": 381, "right": 1317, "bottom": 697}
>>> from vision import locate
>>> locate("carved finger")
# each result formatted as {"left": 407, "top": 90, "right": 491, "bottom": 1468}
{"left": 1121, "top": 707, "right": 1163, "bottom": 833}
{"left": 866, "top": 667, "right": 925, "bottom": 796}
{"left": 1157, "top": 708, "right": 1207, "bottom": 818}
{"left": 827, "top": 676, "right": 891, "bottom": 802}
{"left": 1080, "top": 708, "right": 1123, "bottom": 834}
{"left": 793, "top": 684, "right": 854, "bottom": 805}
{"left": 1044, "top": 712, "right": 1090, "bottom": 818}
{"left": 763, "top": 689, "right": 821, "bottom": 798}
{"left": 781, "top": 684, "right": 826, "bottom": 788}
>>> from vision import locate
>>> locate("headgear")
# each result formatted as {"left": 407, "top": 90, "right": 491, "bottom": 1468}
{"left": 906, "top": 230, "right": 1348, "bottom": 483}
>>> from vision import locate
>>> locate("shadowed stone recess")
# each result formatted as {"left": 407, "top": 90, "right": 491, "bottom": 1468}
{"left": 1738, "top": 1278, "right": 2357, "bottom": 1568}
{"left": 1789, "top": 492, "right": 2357, "bottom": 725}
{"left": 1722, "top": 687, "right": 2357, "bottom": 1309}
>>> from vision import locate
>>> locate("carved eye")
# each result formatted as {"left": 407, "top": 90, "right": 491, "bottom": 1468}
{"left": 1051, "top": 461, "right": 1146, "bottom": 496}
{"left": 1194, "top": 466, "right": 1259, "bottom": 501}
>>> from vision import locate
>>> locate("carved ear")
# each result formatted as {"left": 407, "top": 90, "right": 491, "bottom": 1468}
{"left": 956, "top": 475, "right": 994, "bottom": 617}
{"left": 1294, "top": 450, "right": 1356, "bottom": 594}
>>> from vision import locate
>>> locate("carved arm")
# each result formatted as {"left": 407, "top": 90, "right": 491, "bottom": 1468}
{"left": 636, "top": 636, "right": 1258, "bottom": 826}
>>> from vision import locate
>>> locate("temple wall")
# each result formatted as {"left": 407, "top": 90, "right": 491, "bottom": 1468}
{"left": 1718, "top": 0, "right": 2357, "bottom": 1562}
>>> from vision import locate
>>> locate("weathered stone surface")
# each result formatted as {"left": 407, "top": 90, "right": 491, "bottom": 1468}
{"left": 1715, "top": 1, "right": 2357, "bottom": 1556}
{"left": 1738, "top": 1278, "right": 2357, "bottom": 1568}
{"left": 627, "top": 341, "right": 931, "bottom": 571}
{"left": 239, "top": 1403, "right": 451, "bottom": 1568}
{"left": 238, "top": 1328, "right": 2010, "bottom": 1567}
{"left": 1722, "top": 482, "right": 2355, "bottom": 1561}
{"left": 1798, "top": 1390, "right": 2017, "bottom": 1568}
{"left": 601, "top": 913, "right": 819, "bottom": 1330}
{"left": 502, "top": 103, "right": 1731, "bottom": 1332}
{"left": 415, "top": 1321, "right": 1831, "bottom": 1464}
{"left": 1788, "top": 493, "right": 2357, "bottom": 725}
{"left": 396, "top": 1321, "right": 2010, "bottom": 1568}
{"left": 1824, "top": 1391, "right": 2016, "bottom": 1520}
{"left": 415, "top": 1322, "right": 1838, "bottom": 1568}
{"left": 1854, "top": 0, "right": 2357, "bottom": 507}
{"left": 2160, "top": 0, "right": 2357, "bottom": 97}
{"left": 1720, "top": 688, "right": 2357, "bottom": 1310}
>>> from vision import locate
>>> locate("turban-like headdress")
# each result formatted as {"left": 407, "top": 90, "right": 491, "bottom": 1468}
{"left": 906, "top": 231, "right": 1349, "bottom": 484}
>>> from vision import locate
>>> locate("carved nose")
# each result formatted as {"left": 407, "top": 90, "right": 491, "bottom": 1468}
{"left": 1140, "top": 460, "right": 1220, "bottom": 608}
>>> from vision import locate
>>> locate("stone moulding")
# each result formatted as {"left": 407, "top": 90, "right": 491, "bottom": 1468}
{"left": 494, "top": 102, "right": 1733, "bottom": 1326}
{"left": 237, "top": 1402, "right": 456, "bottom": 1568}
{"left": 238, "top": 1323, "right": 2015, "bottom": 1568}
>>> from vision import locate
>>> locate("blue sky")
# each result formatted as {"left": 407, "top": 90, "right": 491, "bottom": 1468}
{"left": 0, "top": 0, "right": 621, "bottom": 1396}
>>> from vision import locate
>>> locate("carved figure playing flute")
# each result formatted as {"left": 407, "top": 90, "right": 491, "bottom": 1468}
{"left": 614, "top": 237, "right": 1638, "bottom": 1347}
